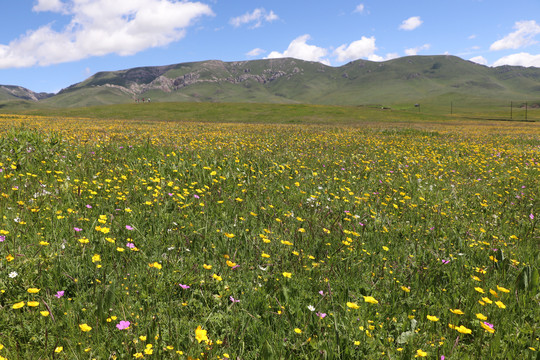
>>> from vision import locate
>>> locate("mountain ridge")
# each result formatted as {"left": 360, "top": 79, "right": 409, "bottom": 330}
{"left": 2, "top": 55, "right": 540, "bottom": 108}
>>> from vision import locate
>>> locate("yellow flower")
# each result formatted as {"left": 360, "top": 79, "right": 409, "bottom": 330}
{"left": 480, "top": 322, "right": 495, "bottom": 333}
{"left": 40, "top": 311, "right": 50, "bottom": 317}
{"left": 224, "top": 232, "right": 235, "bottom": 238}
{"left": 203, "top": 264, "right": 212, "bottom": 270}
{"left": 455, "top": 325, "right": 472, "bottom": 334}
{"left": 476, "top": 313, "right": 488, "bottom": 321}
{"left": 55, "top": 346, "right": 63, "bottom": 353}
{"left": 496, "top": 285, "right": 510, "bottom": 293}
{"left": 12, "top": 301, "right": 25, "bottom": 309}
{"left": 495, "top": 301, "right": 506, "bottom": 309}
{"left": 401, "top": 286, "right": 410, "bottom": 292}
{"left": 149, "top": 262, "right": 162, "bottom": 269}
{"left": 282, "top": 272, "right": 292, "bottom": 278}
{"left": 212, "top": 274, "right": 222, "bottom": 282}
{"left": 482, "top": 297, "right": 493, "bottom": 304}
{"left": 294, "top": 328, "right": 302, "bottom": 334}
{"left": 449, "top": 309, "right": 464, "bottom": 315}
{"left": 226, "top": 260, "right": 237, "bottom": 267}
{"left": 6, "top": 254, "right": 14, "bottom": 262}
{"left": 27, "top": 301, "right": 40, "bottom": 307}
{"left": 347, "top": 302, "right": 360, "bottom": 309}
{"left": 427, "top": 315, "right": 439, "bottom": 322}
{"left": 79, "top": 323, "right": 92, "bottom": 332}
{"left": 474, "top": 287, "right": 484, "bottom": 294}
{"left": 195, "top": 326, "right": 208, "bottom": 343}
{"left": 27, "top": 288, "right": 40, "bottom": 294}
{"left": 261, "top": 252, "right": 270, "bottom": 258}
{"left": 415, "top": 349, "right": 428, "bottom": 357}
{"left": 363, "top": 296, "right": 378, "bottom": 304}
{"left": 92, "top": 254, "right": 101, "bottom": 262}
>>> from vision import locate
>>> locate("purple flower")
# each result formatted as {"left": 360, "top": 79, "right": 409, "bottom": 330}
{"left": 74, "top": 227, "right": 82, "bottom": 232}
{"left": 483, "top": 322, "right": 494, "bottom": 329}
{"left": 230, "top": 296, "right": 240, "bottom": 303}
{"left": 55, "top": 290, "right": 65, "bottom": 298}
{"left": 319, "top": 290, "right": 325, "bottom": 296}
{"left": 193, "top": 194, "right": 200, "bottom": 199}
{"left": 125, "top": 225, "right": 134, "bottom": 230}
{"left": 116, "top": 320, "right": 130, "bottom": 330}
{"left": 316, "top": 312, "right": 327, "bottom": 318}
{"left": 126, "top": 242, "right": 135, "bottom": 249}
{"left": 442, "top": 259, "right": 450, "bottom": 264}
{"left": 530, "top": 214, "right": 535, "bottom": 220}
{"left": 0, "top": 235, "right": 5, "bottom": 242}
{"left": 86, "top": 204, "right": 92, "bottom": 209}
{"left": 179, "top": 284, "right": 190, "bottom": 289}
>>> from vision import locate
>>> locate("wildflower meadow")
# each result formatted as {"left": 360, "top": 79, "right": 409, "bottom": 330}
{"left": 0, "top": 114, "right": 538, "bottom": 359}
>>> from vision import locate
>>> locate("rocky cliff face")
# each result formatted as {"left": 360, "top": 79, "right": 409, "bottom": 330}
{"left": 63, "top": 59, "right": 309, "bottom": 96}
{"left": 0, "top": 85, "right": 53, "bottom": 101}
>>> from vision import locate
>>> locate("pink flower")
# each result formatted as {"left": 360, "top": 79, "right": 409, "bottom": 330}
{"left": 73, "top": 227, "right": 82, "bottom": 232}
{"left": 179, "top": 284, "right": 190, "bottom": 289}
{"left": 530, "top": 214, "right": 535, "bottom": 220}
{"left": 316, "top": 312, "right": 327, "bottom": 318}
{"left": 126, "top": 242, "right": 135, "bottom": 248}
{"left": 0, "top": 235, "right": 5, "bottom": 242}
{"left": 230, "top": 296, "right": 240, "bottom": 303}
{"left": 319, "top": 291, "right": 325, "bottom": 296}
{"left": 55, "top": 290, "right": 65, "bottom": 298}
{"left": 126, "top": 225, "right": 134, "bottom": 230}
{"left": 116, "top": 320, "right": 130, "bottom": 330}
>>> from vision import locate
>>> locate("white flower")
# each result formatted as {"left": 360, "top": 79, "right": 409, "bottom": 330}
{"left": 9, "top": 271, "right": 18, "bottom": 278}
{"left": 307, "top": 305, "right": 315, "bottom": 312}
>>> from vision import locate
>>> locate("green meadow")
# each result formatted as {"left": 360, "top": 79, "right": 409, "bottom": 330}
{"left": 0, "top": 106, "right": 538, "bottom": 359}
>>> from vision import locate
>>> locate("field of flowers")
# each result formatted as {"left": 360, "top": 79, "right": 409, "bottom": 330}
{"left": 0, "top": 114, "right": 538, "bottom": 359}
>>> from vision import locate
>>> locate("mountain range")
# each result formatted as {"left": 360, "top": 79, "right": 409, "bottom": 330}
{"left": 1, "top": 55, "right": 540, "bottom": 109}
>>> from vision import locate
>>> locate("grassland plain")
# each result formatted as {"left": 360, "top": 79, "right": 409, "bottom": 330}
{"left": 0, "top": 113, "right": 538, "bottom": 359}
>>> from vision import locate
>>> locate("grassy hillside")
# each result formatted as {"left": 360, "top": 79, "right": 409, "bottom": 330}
{"left": 31, "top": 56, "right": 539, "bottom": 109}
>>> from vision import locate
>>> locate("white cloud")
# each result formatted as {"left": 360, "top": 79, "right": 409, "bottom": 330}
{"left": 33, "top": 0, "right": 66, "bottom": 13}
{"left": 354, "top": 4, "right": 365, "bottom": 13}
{"left": 492, "top": 52, "right": 540, "bottom": 67}
{"left": 266, "top": 35, "right": 330, "bottom": 65}
{"left": 230, "top": 8, "right": 278, "bottom": 29}
{"left": 404, "top": 44, "right": 430, "bottom": 56}
{"left": 399, "top": 16, "right": 423, "bottom": 31}
{"left": 469, "top": 56, "right": 488, "bottom": 65}
{"left": 246, "top": 48, "right": 265, "bottom": 57}
{"left": 490, "top": 20, "right": 540, "bottom": 51}
{"left": 0, "top": 0, "right": 213, "bottom": 69}
{"left": 334, "top": 36, "right": 378, "bottom": 62}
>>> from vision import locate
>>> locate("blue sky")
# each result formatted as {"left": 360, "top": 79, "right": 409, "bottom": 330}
{"left": 1, "top": 0, "right": 540, "bottom": 93}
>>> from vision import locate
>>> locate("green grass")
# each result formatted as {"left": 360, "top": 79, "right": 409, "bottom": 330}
{"left": 0, "top": 114, "right": 538, "bottom": 359}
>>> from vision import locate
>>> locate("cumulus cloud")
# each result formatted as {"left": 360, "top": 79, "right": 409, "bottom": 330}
{"left": 399, "top": 16, "right": 423, "bottom": 31}
{"left": 230, "top": 8, "right": 278, "bottom": 29}
{"left": 0, "top": 0, "right": 213, "bottom": 69}
{"left": 404, "top": 44, "right": 430, "bottom": 56}
{"left": 32, "top": 0, "right": 66, "bottom": 13}
{"left": 490, "top": 20, "right": 540, "bottom": 51}
{"left": 334, "top": 36, "right": 378, "bottom": 62}
{"left": 246, "top": 48, "right": 265, "bottom": 57}
{"left": 266, "top": 35, "right": 330, "bottom": 65}
{"left": 492, "top": 52, "right": 540, "bottom": 67}
{"left": 469, "top": 56, "right": 488, "bottom": 65}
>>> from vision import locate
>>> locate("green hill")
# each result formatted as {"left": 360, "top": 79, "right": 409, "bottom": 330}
{"left": 2, "top": 55, "right": 540, "bottom": 112}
